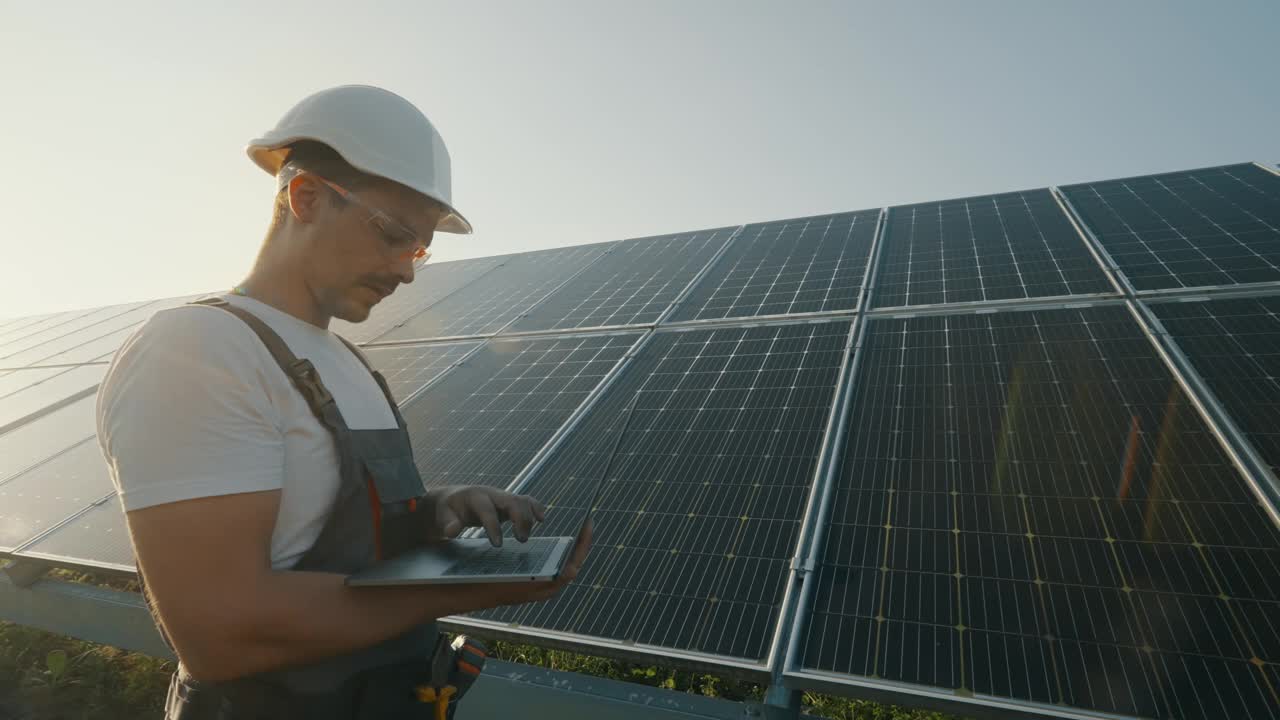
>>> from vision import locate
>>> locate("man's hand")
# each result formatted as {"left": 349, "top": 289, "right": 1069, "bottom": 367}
{"left": 430, "top": 486, "right": 547, "bottom": 546}
{"left": 481, "top": 520, "right": 593, "bottom": 605}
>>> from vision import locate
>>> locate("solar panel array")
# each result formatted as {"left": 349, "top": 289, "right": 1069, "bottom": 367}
{"left": 2, "top": 161, "right": 1278, "bottom": 720}
{"left": 472, "top": 321, "right": 851, "bottom": 663}
{"left": 797, "top": 307, "right": 1280, "bottom": 720}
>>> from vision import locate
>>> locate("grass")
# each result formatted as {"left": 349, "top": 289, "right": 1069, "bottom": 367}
{"left": 0, "top": 570, "right": 961, "bottom": 719}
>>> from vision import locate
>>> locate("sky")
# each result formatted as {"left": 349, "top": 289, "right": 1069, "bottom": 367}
{"left": 1, "top": 0, "right": 1277, "bottom": 319}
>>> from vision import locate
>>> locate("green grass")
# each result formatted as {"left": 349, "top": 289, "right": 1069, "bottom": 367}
{"left": 0, "top": 570, "right": 961, "bottom": 719}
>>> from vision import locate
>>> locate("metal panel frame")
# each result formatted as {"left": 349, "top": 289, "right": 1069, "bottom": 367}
{"left": 0, "top": 573, "right": 792, "bottom": 719}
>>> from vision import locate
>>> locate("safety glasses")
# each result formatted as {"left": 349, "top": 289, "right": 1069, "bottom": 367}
{"left": 316, "top": 177, "right": 432, "bottom": 268}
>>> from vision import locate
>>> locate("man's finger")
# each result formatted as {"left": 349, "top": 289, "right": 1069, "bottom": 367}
{"left": 470, "top": 496, "right": 503, "bottom": 547}
{"left": 530, "top": 498, "right": 547, "bottom": 523}
{"left": 497, "top": 495, "right": 535, "bottom": 543}
{"left": 437, "top": 504, "right": 462, "bottom": 539}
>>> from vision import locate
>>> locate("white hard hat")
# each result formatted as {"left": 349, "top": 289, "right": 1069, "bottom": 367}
{"left": 246, "top": 84, "right": 472, "bottom": 234}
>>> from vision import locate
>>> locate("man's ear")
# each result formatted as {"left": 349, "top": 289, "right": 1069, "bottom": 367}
{"left": 286, "top": 173, "right": 324, "bottom": 224}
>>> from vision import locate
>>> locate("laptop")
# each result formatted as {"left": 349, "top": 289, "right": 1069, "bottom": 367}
{"left": 346, "top": 393, "right": 639, "bottom": 586}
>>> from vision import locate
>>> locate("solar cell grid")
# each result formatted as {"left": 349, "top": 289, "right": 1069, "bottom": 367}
{"left": 506, "top": 228, "right": 733, "bottom": 333}
{"left": 669, "top": 210, "right": 878, "bottom": 322}
{"left": 873, "top": 190, "right": 1112, "bottom": 308}
{"left": 362, "top": 341, "right": 479, "bottom": 403}
{"left": 0, "top": 364, "right": 106, "bottom": 431}
{"left": 1151, "top": 295, "right": 1280, "bottom": 481}
{"left": 377, "top": 243, "right": 612, "bottom": 341}
{"left": 471, "top": 320, "right": 852, "bottom": 665}
{"left": 1062, "top": 163, "right": 1280, "bottom": 292}
{"left": 401, "top": 332, "right": 639, "bottom": 490}
{"left": 0, "top": 395, "right": 96, "bottom": 483}
{"left": 0, "top": 301, "right": 152, "bottom": 365}
{"left": 0, "top": 440, "right": 112, "bottom": 553}
{"left": 800, "top": 306, "right": 1280, "bottom": 720}
{"left": 14, "top": 497, "right": 133, "bottom": 571}
{"left": 0, "top": 308, "right": 102, "bottom": 347}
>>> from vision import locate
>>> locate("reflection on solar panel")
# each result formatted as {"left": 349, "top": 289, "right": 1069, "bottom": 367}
{"left": 0, "top": 301, "right": 151, "bottom": 365}
{"left": 1062, "top": 163, "right": 1280, "bottom": 292}
{"left": 873, "top": 190, "right": 1113, "bottom": 308}
{"left": 14, "top": 496, "right": 133, "bottom": 571}
{"left": 401, "top": 332, "right": 639, "bottom": 489}
{"left": 798, "top": 307, "right": 1280, "bottom": 720}
{"left": 331, "top": 255, "right": 509, "bottom": 343}
{"left": 669, "top": 211, "right": 878, "bottom": 322}
{"left": 472, "top": 321, "right": 850, "bottom": 664}
{"left": 0, "top": 307, "right": 107, "bottom": 354}
{"left": 1152, "top": 295, "right": 1280, "bottom": 479}
{"left": 506, "top": 228, "right": 733, "bottom": 333}
{"left": 363, "top": 341, "right": 480, "bottom": 404}
{"left": 376, "top": 244, "right": 612, "bottom": 341}
{"left": 0, "top": 364, "right": 106, "bottom": 431}
{"left": 0, "top": 395, "right": 96, "bottom": 482}
{"left": 0, "top": 440, "right": 112, "bottom": 553}
{"left": 0, "top": 299, "right": 147, "bottom": 361}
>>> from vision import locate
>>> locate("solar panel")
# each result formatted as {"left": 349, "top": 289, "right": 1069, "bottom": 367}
{"left": 362, "top": 341, "right": 481, "bottom": 404}
{"left": 0, "top": 301, "right": 152, "bottom": 364}
{"left": 505, "top": 228, "right": 734, "bottom": 333}
{"left": 331, "top": 255, "right": 509, "bottom": 343}
{"left": 13, "top": 496, "right": 133, "bottom": 572}
{"left": 1150, "top": 295, "right": 1280, "bottom": 480}
{"left": 0, "top": 307, "right": 105, "bottom": 350}
{"left": 465, "top": 320, "right": 852, "bottom": 669}
{"left": 0, "top": 364, "right": 107, "bottom": 431}
{"left": 1061, "top": 163, "right": 1280, "bottom": 292}
{"left": 0, "top": 312, "right": 65, "bottom": 342}
{"left": 0, "top": 440, "right": 112, "bottom": 553}
{"left": 794, "top": 306, "right": 1280, "bottom": 720}
{"left": 375, "top": 243, "right": 613, "bottom": 342}
{"left": 669, "top": 210, "right": 879, "bottom": 322}
{"left": 0, "top": 395, "right": 96, "bottom": 483}
{"left": 872, "top": 190, "right": 1114, "bottom": 309}
{"left": 401, "top": 332, "right": 640, "bottom": 489}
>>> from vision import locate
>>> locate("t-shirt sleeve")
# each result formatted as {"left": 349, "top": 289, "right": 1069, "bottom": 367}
{"left": 97, "top": 306, "right": 286, "bottom": 512}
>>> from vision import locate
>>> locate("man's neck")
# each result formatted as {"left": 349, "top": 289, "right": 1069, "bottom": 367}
{"left": 234, "top": 271, "right": 331, "bottom": 329}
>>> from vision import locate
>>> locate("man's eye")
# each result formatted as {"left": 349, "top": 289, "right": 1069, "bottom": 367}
{"left": 372, "top": 217, "right": 416, "bottom": 248}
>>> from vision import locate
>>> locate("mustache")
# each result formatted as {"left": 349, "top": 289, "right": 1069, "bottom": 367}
{"left": 362, "top": 277, "right": 400, "bottom": 295}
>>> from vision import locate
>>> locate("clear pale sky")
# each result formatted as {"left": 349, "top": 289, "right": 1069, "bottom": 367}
{"left": 2, "top": 0, "right": 1276, "bottom": 319}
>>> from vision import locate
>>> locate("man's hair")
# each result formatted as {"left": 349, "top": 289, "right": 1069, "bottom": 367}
{"left": 271, "top": 141, "right": 377, "bottom": 225}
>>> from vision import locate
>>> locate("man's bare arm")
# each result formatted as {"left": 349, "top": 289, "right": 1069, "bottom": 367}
{"left": 129, "top": 489, "right": 590, "bottom": 683}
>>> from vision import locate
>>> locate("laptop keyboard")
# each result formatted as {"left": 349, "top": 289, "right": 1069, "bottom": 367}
{"left": 443, "top": 538, "right": 560, "bottom": 577}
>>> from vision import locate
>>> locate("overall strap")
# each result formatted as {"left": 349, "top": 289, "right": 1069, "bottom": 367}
{"left": 333, "top": 334, "right": 406, "bottom": 425}
{"left": 192, "top": 298, "right": 341, "bottom": 426}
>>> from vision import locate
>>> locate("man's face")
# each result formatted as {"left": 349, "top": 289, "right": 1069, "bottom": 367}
{"left": 298, "top": 177, "right": 442, "bottom": 323}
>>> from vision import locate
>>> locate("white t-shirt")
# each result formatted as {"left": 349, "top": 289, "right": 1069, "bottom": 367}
{"left": 96, "top": 294, "right": 398, "bottom": 570}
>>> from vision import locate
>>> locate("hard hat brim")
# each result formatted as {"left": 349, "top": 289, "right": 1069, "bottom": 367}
{"left": 246, "top": 139, "right": 473, "bottom": 235}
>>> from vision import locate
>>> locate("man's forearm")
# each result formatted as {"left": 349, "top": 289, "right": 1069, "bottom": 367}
{"left": 194, "top": 569, "right": 504, "bottom": 682}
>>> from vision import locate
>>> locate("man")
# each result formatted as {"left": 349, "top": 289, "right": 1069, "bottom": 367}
{"left": 96, "top": 85, "right": 591, "bottom": 719}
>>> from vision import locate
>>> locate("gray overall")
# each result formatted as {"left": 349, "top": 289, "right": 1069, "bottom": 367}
{"left": 147, "top": 298, "right": 446, "bottom": 719}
